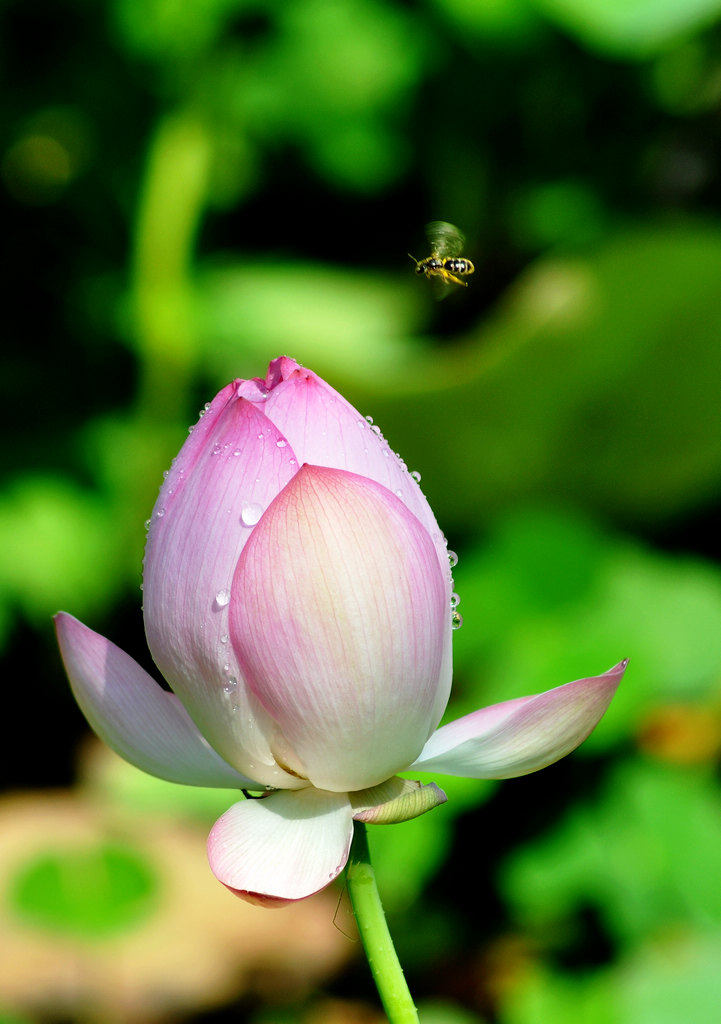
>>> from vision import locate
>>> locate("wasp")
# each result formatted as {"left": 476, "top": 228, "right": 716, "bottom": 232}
{"left": 409, "top": 221, "right": 474, "bottom": 298}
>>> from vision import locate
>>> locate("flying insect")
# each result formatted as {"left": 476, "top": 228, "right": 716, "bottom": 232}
{"left": 409, "top": 221, "right": 474, "bottom": 298}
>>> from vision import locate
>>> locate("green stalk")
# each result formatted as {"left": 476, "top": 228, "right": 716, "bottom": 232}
{"left": 345, "top": 821, "right": 420, "bottom": 1024}
{"left": 132, "top": 110, "right": 212, "bottom": 420}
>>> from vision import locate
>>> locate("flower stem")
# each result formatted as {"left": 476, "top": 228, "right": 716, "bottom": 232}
{"left": 345, "top": 821, "right": 419, "bottom": 1024}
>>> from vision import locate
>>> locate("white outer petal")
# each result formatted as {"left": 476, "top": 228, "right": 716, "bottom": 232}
{"left": 207, "top": 789, "right": 354, "bottom": 902}
{"left": 55, "top": 612, "right": 254, "bottom": 788}
{"left": 410, "top": 661, "right": 627, "bottom": 779}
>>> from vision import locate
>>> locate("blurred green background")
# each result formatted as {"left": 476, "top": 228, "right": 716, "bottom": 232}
{"left": 4, "top": 0, "right": 721, "bottom": 1021}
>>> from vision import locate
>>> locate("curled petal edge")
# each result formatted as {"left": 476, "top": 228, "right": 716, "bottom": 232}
{"left": 351, "top": 777, "right": 447, "bottom": 824}
{"left": 410, "top": 660, "right": 628, "bottom": 779}
{"left": 54, "top": 612, "right": 254, "bottom": 789}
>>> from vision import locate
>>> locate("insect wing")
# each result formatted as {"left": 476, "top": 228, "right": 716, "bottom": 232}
{"left": 425, "top": 220, "right": 465, "bottom": 259}
{"left": 429, "top": 274, "right": 454, "bottom": 300}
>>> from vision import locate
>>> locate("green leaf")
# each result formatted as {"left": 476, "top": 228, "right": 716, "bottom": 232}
{"left": 501, "top": 760, "right": 721, "bottom": 944}
{"left": 448, "top": 506, "right": 721, "bottom": 749}
{"left": 528, "top": 0, "right": 721, "bottom": 58}
{"left": 8, "top": 841, "right": 159, "bottom": 940}
{"left": 358, "top": 224, "right": 721, "bottom": 535}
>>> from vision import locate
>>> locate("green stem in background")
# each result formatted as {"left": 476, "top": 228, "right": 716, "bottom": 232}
{"left": 132, "top": 110, "right": 212, "bottom": 421}
{"left": 104, "top": 110, "right": 214, "bottom": 586}
{"left": 345, "top": 821, "right": 420, "bottom": 1024}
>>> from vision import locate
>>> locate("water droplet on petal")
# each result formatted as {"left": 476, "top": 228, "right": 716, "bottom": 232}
{"left": 450, "top": 592, "right": 461, "bottom": 608}
{"left": 410, "top": 470, "right": 422, "bottom": 483}
{"left": 215, "top": 589, "right": 231, "bottom": 608}
{"left": 451, "top": 610, "right": 463, "bottom": 630}
{"left": 276, "top": 438, "right": 287, "bottom": 448}
{"left": 448, "top": 550, "right": 459, "bottom": 568}
{"left": 155, "top": 507, "right": 166, "bottom": 519}
{"left": 223, "top": 676, "right": 238, "bottom": 695}
{"left": 240, "top": 501, "right": 263, "bottom": 527}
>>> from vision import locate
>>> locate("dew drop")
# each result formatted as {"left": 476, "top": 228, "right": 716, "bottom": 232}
{"left": 447, "top": 550, "right": 459, "bottom": 568}
{"left": 450, "top": 592, "right": 461, "bottom": 608}
{"left": 370, "top": 424, "right": 382, "bottom": 435}
{"left": 276, "top": 438, "right": 287, "bottom": 448}
{"left": 220, "top": 633, "right": 228, "bottom": 644}
{"left": 240, "top": 501, "right": 264, "bottom": 527}
{"left": 451, "top": 610, "right": 463, "bottom": 630}
{"left": 155, "top": 507, "right": 166, "bottom": 519}
{"left": 211, "top": 443, "right": 222, "bottom": 455}
{"left": 144, "top": 518, "right": 151, "bottom": 531}
{"left": 223, "top": 676, "right": 238, "bottom": 695}
{"left": 365, "top": 414, "right": 374, "bottom": 424}
{"left": 215, "top": 589, "right": 231, "bottom": 608}
{"left": 232, "top": 448, "right": 241, "bottom": 457}
{"left": 410, "top": 470, "right": 422, "bottom": 483}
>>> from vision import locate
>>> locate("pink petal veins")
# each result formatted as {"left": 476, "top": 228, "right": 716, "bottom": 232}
{"left": 208, "top": 789, "right": 354, "bottom": 904}
{"left": 54, "top": 612, "right": 254, "bottom": 788}
{"left": 411, "top": 661, "right": 627, "bottom": 779}
{"left": 230, "top": 464, "right": 452, "bottom": 793}
{"left": 143, "top": 393, "right": 303, "bottom": 788}
{"left": 253, "top": 358, "right": 452, "bottom": 583}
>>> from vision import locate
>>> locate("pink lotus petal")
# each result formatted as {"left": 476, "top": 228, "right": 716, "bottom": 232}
{"left": 410, "top": 660, "right": 628, "bottom": 779}
{"left": 54, "top": 612, "right": 253, "bottom": 788}
{"left": 143, "top": 391, "right": 304, "bottom": 789}
{"left": 255, "top": 358, "right": 453, "bottom": 586}
{"left": 230, "top": 464, "right": 452, "bottom": 793}
{"left": 207, "top": 788, "right": 354, "bottom": 903}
